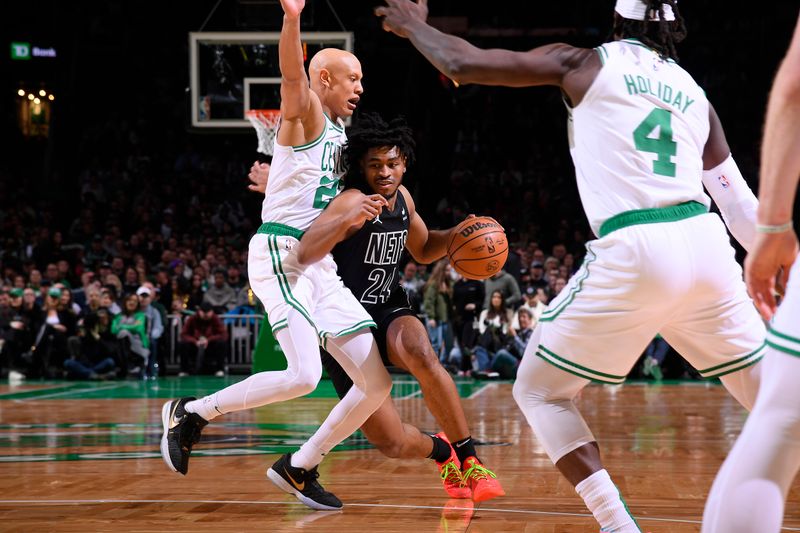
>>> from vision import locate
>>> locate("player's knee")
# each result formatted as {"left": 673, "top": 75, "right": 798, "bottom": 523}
{"left": 290, "top": 365, "right": 323, "bottom": 395}
{"left": 373, "top": 438, "right": 405, "bottom": 459}
{"left": 371, "top": 369, "right": 393, "bottom": 400}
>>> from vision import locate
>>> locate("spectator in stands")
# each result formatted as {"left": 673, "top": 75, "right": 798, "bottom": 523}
{"left": 483, "top": 267, "right": 522, "bottom": 310}
{"left": 137, "top": 285, "right": 164, "bottom": 379}
{"left": 186, "top": 272, "right": 206, "bottom": 310}
{"left": 473, "top": 290, "right": 515, "bottom": 377}
{"left": 122, "top": 266, "right": 140, "bottom": 295}
{"left": 423, "top": 259, "right": 454, "bottom": 364}
{"left": 36, "top": 287, "right": 76, "bottom": 378}
{"left": 57, "top": 285, "right": 82, "bottom": 316}
{"left": 399, "top": 260, "right": 425, "bottom": 312}
{"left": 100, "top": 286, "right": 121, "bottom": 315}
{"left": 28, "top": 269, "right": 43, "bottom": 298}
{"left": 111, "top": 293, "right": 149, "bottom": 376}
{"left": 513, "top": 286, "right": 547, "bottom": 329}
{"left": 64, "top": 307, "right": 119, "bottom": 380}
{"left": 450, "top": 270, "right": 485, "bottom": 372}
{"left": 203, "top": 268, "right": 236, "bottom": 313}
{"left": 177, "top": 301, "right": 228, "bottom": 377}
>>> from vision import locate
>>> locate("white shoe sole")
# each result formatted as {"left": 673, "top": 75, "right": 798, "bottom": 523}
{"left": 266, "top": 467, "right": 342, "bottom": 511}
{"left": 160, "top": 401, "right": 178, "bottom": 473}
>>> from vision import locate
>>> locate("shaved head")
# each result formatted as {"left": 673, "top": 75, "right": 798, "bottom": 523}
{"left": 309, "top": 48, "right": 359, "bottom": 81}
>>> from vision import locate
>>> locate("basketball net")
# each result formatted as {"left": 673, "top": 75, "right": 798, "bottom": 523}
{"left": 245, "top": 109, "right": 281, "bottom": 156}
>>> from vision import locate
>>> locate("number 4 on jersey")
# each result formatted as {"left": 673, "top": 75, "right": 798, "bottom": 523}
{"left": 633, "top": 108, "right": 677, "bottom": 177}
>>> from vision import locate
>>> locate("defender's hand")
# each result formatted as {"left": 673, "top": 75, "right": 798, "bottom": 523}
{"left": 280, "top": 0, "right": 304, "bottom": 19}
{"left": 248, "top": 161, "right": 270, "bottom": 194}
{"left": 375, "top": 0, "right": 429, "bottom": 38}
{"left": 349, "top": 194, "right": 388, "bottom": 227}
{"left": 745, "top": 230, "right": 799, "bottom": 321}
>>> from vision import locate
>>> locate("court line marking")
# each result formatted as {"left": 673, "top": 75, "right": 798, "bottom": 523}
{"left": 1, "top": 499, "right": 797, "bottom": 530}
{"left": 468, "top": 382, "right": 496, "bottom": 399}
{"left": 12, "top": 382, "right": 129, "bottom": 402}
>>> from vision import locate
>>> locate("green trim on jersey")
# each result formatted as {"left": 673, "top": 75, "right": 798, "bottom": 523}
{"left": 318, "top": 319, "right": 377, "bottom": 343}
{"left": 620, "top": 38, "right": 677, "bottom": 63}
{"left": 767, "top": 327, "right": 800, "bottom": 358}
{"left": 594, "top": 45, "right": 609, "bottom": 65}
{"left": 292, "top": 124, "right": 328, "bottom": 152}
{"left": 535, "top": 344, "right": 627, "bottom": 384}
{"left": 697, "top": 342, "right": 766, "bottom": 379}
{"left": 598, "top": 201, "right": 707, "bottom": 237}
{"left": 539, "top": 243, "right": 597, "bottom": 322}
{"left": 266, "top": 235, "right": 316, "bottom": 331}
{"left": 258, "top": 222, "right": 305, "bottom": 240}
{"left": 324, "top": 112, "right": 344, "bottom": 132}
{"left": 271, "top": 318, "right": 289, "bottom": 335}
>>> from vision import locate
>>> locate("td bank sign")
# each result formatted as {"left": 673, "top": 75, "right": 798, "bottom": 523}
{"left": 11, "top": 42, "right": 57, "bottom": 60}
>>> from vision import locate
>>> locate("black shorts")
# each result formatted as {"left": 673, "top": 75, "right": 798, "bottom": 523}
{"left": 321, "top": 286, "right": 419, "bottom": 399}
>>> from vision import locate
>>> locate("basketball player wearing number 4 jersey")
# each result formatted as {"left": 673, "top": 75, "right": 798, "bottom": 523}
{"left": 250, "top": 112, "right": 505, "bottom": 502}
{"left": 378, "top": 0, "right": 764, "bottom": 530}
{"left": 160, "top": 0, "right": 392, "bottom": 512}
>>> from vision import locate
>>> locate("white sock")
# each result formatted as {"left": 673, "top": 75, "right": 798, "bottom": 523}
{"left": 291, "top": 438, "right": 326, "bottom": 470}
{"left": 185, "top": 394, "right": 223, "bottom": 421}
{"left": 575, "top": 469, "right": 640, "bottom": 532}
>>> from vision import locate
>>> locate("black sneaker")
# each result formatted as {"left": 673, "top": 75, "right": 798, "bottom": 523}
{"left": 160, "top": 397, "right": 208, "bottom": 475}
{"left": 266, "top": 453, "right": 343, "bottom": 510}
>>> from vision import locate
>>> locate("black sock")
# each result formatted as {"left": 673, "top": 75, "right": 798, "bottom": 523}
{"left": 427, "top": 434, "right": 452, "bottom": 463}
{"left": 452, "top": 436, "right": 478, "bottom": 464}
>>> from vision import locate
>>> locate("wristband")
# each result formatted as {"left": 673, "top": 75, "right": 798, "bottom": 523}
{"left": 755, "top": 222, "right": 794, "bottom": 234}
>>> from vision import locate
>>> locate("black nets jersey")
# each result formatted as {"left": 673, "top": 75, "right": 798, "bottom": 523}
{"left": 332, "top": 192, "right": 410, "bottom": 313}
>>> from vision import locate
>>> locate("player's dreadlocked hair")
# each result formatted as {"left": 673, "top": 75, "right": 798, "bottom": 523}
{"left": 343, "top": 112, "right": 416, "bottom": 194}
{"left": 613, "top": 0, "right": 687, "bottom": 61}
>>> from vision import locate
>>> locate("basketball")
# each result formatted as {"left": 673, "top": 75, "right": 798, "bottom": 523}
{"left": 447, "top": 216, "right": 509, "bottom": 280}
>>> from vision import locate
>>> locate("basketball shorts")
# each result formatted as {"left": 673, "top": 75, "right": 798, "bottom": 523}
{"left": 766, "top": 258, "right": 800, "bottom": 358}
{"left": 533, "top": 210, "right": 766, "bottom": 384}
{"left": 248, "top": 232, "right": 376, "bottom": 345}
{"left": 323, "top": 285, "right": 419, "bottom": 399}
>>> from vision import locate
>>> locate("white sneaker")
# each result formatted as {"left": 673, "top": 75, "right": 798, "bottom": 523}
{"left": 214, "top": 370, "right": 225, "bottom": 377}
{"left": 8, "top": 370, "right": 25, "bottom": 383}
{"left": 177, "top": 372, "right": 189, "bottom": 377}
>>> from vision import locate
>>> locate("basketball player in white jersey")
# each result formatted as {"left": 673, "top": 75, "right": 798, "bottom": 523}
{"left": 702, "top": 15, "right": 800, "bottom": 533}
{"left": 160, "top": 0, "right": 393, "bottom": 511}
{"left": 377, "top": 0, "right": 764, "bottom": 530}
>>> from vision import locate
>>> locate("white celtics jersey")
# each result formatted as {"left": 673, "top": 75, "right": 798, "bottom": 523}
{"left": 260, "top": 114, "right": 347, "bottom": 232}
{"left": 568, "top": 38, "right": 711, "bottom": 235}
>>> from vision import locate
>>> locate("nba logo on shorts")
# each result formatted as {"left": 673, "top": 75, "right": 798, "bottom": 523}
{"left": 718, "top": 174, "right": 730, "bottom": 189}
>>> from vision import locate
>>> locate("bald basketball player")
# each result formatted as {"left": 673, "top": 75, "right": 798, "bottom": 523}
{"left": 161, "top": 0, "right": 392, "bottom": 511}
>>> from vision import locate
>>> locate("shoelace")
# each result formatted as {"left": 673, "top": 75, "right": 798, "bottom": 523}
{"left": 462, "top": 461, "right": 497, "bottom": 483}
{"left": 439, "top": 461, "right": 463, "bottom": 485}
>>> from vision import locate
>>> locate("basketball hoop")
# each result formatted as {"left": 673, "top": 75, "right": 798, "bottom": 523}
{"left": 246, "top": 109, "right": 281, "bottom": 156}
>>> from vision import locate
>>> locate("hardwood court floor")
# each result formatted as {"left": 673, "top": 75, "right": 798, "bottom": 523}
{"left": 1, "top": 377, "right": 799, "bottom": 532}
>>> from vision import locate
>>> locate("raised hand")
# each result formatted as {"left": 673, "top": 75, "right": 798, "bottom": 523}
{"left": 247, "top": 161, "right": 270, "bottom": 194}
{"left": 745, "top": 230, "right": 799, "bottom": 320}
{"left": 279, "top": 0, "right": 304, "bottom": 19}
{"left": 374, "top": 0, "right": 428, "bottom": 38}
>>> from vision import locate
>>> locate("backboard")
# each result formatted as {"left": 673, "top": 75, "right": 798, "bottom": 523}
{"left": 189, "top": 31, "right": 353, "bottom": 128}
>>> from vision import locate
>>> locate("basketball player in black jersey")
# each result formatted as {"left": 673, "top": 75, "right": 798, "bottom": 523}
{"left": 248, "top": 113, "right": 504, "bottom": 502}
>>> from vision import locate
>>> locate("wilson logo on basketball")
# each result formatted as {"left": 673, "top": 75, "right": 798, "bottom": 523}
{"left": 460, "top": 221, "right": 498, "bottom": 238}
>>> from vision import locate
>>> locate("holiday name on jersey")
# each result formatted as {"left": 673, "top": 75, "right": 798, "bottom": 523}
{"left": 623, "top": 74, "right": 696, "bottom": 113}
{"left": 364, "top": 230, "right": 408, "bottom": 266}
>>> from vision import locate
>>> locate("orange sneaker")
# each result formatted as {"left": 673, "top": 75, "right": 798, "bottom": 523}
{"left": 461, "top": 456, "right": 505, "bottom": 502}
{"left": 434, "top": 432, "right": 472, "bottom": 499}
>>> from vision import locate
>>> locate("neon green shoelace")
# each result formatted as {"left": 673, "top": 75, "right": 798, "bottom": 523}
{"left": 440, "top": 461, "right": 463, "bottom": 485}
{"left": 463, "top": 461, "right": 497, "bottom": 482}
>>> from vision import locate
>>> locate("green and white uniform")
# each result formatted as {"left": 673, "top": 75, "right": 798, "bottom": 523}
{"left": 533, "top": 39, "right": 765, "bottom": 383}
{"left": 248, "top": 114, "right": 375, "bottom": 342}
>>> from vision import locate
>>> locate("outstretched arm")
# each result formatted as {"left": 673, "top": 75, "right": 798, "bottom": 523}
{"left": 746, "top": 15, "right": 800, "bottom": 320}
{"left": 278, "top": 0, "right": 324, "bottom": 145}
{"left": 295, "top": 190, "right": 388, "bottom": 266}
{"left": 401, "top": 186, "right": 452, "bottom": 264}
{"left": 375, "top": 0, "right": 597, "bottom": 102}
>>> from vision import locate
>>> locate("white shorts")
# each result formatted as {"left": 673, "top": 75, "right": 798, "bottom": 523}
{"left": 248, "top": 232, "right": 375, "bottom": 346}
{"left": 535, "top": 211, "right": 766, "bottom": 384}
{"left": 767, "top": 258, "right": 800, "bottom": 357}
